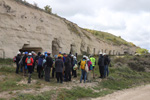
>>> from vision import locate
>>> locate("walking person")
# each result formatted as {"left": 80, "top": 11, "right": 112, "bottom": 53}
{"left": 64, "top": 54, "right": 72, "bottom": 82}
{"left": 98, "top": 52, "right": 104, "bottom": 78}
{"left": 15, "top": 51, "right": 21, "bottom": 74}
{"left": 90, "top": 55, "right": 96, "bottom": 78}
{"left": 55, "top": 55, "right": 64, "bottom": 83}
{"left": 80, "top": 55, "right": 87, "bottom": 83}
{"left": 25, "top": 53, "right": 34, "bottom": 83}
{"left": 45, "top": 53, "right": 53, "bottom": 82}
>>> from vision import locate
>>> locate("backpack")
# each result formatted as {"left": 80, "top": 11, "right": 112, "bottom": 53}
{"left": 27, "top": 58, "right": 31, "bottom": 64}
{"left": 80, "top": 60, "right": 86, "bottom": 70}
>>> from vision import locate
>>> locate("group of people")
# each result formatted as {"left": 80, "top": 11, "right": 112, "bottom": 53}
{"left": 14, "top": 51, "right": 110, "bottom": 84}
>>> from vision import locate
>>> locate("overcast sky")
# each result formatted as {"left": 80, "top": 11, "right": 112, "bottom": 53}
{"left": 26, "top": 0, "right": 150, "bottom": 52}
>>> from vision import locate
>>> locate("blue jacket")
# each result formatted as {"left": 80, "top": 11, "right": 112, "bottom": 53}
{"left": 38, "top": 56, "right": 43, "bottom": 66}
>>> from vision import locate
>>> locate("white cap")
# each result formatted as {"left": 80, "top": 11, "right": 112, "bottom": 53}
{"left": 22, "top": 52, "right": 25, "bottom": 55}
{"left": 28, "top": 53, "right": 32, "bottom": 56}
{"left": 99, "top": 52, "right": 102, "bottom": 55}
{"left": 73, "top": 56, "right": 76, "bottom": 59}
{"left": 83, "top": 55, "right": 86, "bottom": 58}
{"left": 71, "top": 54, "right": 74, "bottom": 57}
{"left": 86, "top": 56, "right": 89, "bottom": 60}
{"left": 103, "top": 53, "right": 106, "bottom": 56}
{"left": 17, "top": 51, "right": 21, "bottom": 54}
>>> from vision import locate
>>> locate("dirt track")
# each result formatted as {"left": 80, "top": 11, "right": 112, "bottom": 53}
{"left": 92, "top": 84, "right": 150, "bottom": 100}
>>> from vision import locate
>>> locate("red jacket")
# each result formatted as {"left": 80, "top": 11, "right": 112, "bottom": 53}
{"left": 25, "top": 57, "right": 34, "bottom": 66}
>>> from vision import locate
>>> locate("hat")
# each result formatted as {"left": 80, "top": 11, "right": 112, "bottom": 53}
{"left": 47, "top": 52, "right": 51, "bottom": 55}
{"left": 103, "top": 53, "right": 106, "bottom": 56}
{"left": 22, "top": 52, "right": 25, "bottom": 55}
{"left": 28, "top": 53, "right": 32, "bottom": 56}
{"left": 86, "top": 56, "right": 89, "bottom": 60}
{"left": 17, "top": 51, "right": 21, "bottom": 54}
{"left": 54, "top": 55, "right": 58, "bottom": 58}
{"left": 83, "top": 55, "right": 86, "bottom": 58}
{"left": 31, "top": 51, "right": 34, "bottom": 54}
{"left": 73, "top": 56, "right": 76, "bottom": 59}
{"left": 99, "top": 52, "right": 102, "bottom": 55}
{"left": 45, "top": 52, "right": 47, "bottom": 54}
{"left": 25, "top": 52, "right": 28, "bottom": 55}
{"left": 71, "top": 54, "right": 74, "bottom": 57}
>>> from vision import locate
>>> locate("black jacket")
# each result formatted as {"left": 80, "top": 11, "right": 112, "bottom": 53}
{"left": 55, "top": 58, "right": 64, "bottom": 72}
{"left": 16, "top": 54, "right": 21, "bottom": 63}
{"left": 98, "top": 55, "right": 104, "bottom": 66}
{"left": 22, "top": 55, "right": 27, "bottom": 66}
{"left": 46, "top": 56, "right": 53, "bottom": 67}
{"left": 104, "top": 56, "right": 110, "bottom": 65}
{"left": 64, "top": 56, "right": 72, "bottom": 72}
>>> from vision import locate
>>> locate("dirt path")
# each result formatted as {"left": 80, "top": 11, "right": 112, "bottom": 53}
{"left": 0, "top": 78, "right": 101, "bottom": 99}
{"left": 92, "top": 84, "right": 150, "bottom": 100}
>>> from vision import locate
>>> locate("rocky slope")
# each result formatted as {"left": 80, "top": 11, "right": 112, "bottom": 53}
{"left": 0, "top": 0, "right": 137, "bottom": 58}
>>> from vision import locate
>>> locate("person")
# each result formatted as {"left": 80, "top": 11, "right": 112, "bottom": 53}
{"left": 58, "top": 52, "right": 63, "bottom": 60}
{"left": 22, "top": 52, "right": 28, "bottom": 76}
{"left": 19, "top": 52, "right": 25, "bottom": 73}
{"left": 25, "top": 53, "right": 34, "bottom": 83}
{"left": 45, "top": 53, "right": 53, "bottom": 82}
{"left": 31, "top": 51, "right": 36, "bottom": 72}
{"left": 98, "top": 52, "right": 104, "bottom": 78}
{"left": 34, "top": 52, "right": 41, "bottom": 73}
{"left": 64, "top": 54, "right": 72, "bottom": 82}
{"left": 52, "top": 55, "right": 57, "bottom": 78}
{"left": 79, "top": 55, "right": 87, "bottom": 83}
{"left": 104, "top": 54, "right": 110, "bottom": 78}
{"left": 55, "top": 55, "right": 64, "bottom": 83}
{"left": 90, "top": 55, "right": 96, "bottom": 78}
{"left": 71, "top": 54, "right": 74, "bottom": 76}
{"left": 87, "top": 57, "right": 93, "bottom": 82}
{"left": 16, "top": 51, "right": 21, "bottom": 74}
{"left": 73, "top": 56, "right": 77, "bottom": 77}
{"left": 37, "top": 54, "right": 44, "bottom": 79}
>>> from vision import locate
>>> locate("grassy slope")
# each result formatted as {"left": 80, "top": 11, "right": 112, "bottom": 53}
{"left": 0, "top": 56, "right": 150, "bottom": 100}
{"left": 84, "top": 29, "right": 136, "bottom": 46}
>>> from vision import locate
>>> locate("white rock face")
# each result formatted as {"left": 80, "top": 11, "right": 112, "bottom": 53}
{"left": 0, "top": 0, "right": 137, "bottom": 58}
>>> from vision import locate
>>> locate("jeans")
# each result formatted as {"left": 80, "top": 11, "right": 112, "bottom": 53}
{"left": 80, "top": 69, "right": 87, "bottom": 83}
{"left": 104, "top": 65, "right": 109, "bottom": 77}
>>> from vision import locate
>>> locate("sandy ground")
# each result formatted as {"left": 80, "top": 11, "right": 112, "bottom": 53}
{"left": 92, "top": 84, "right": 150, "bottom": 100}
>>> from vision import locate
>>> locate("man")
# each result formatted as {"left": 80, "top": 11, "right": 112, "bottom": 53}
{"left": 104, "top": 54, "right": 110, "bottom": 78}
{"left": 34, "top": 52, "right": 41, "bottom": 73}
{"left": 64, "top": 54, "right": 72, "bottom": 82}
{"left": 90, "top": 55, "right": 96, "bottom": 78}
{"left": 22, "top": 52, "right": 28, "bottom": 76}
{"left": 16, "top": 51, "right": 21, "bottom": 74}
{"left": 98, "top": 52, "right": 104, "bottom": 78}
{"left": 37, "top": 54, "right": 44, "bottom": 79}
{"left": 45, "top": 53, "right": 53, "bottom": 82}
{"left": 25, "top": 53, "right": 34, "bottom": 83}
{"left": 31, "top": 51, "right": 36, "bottom": 72}
{"left": 79, "top": 55, "right": 87, "bottom": 83}
{"left": 55, "top": 55, "right": 64, "bottom": 83}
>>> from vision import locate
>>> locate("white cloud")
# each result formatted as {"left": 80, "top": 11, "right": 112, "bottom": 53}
{"left": 26, "top": 0, "right": 150, "bottom": 52}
